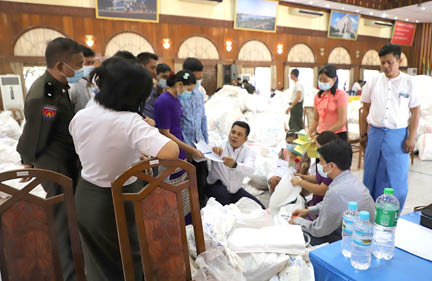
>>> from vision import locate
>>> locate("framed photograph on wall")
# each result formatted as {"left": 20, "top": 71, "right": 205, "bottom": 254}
{"left": 234, "top": 0, "right": 278, "bottom": 33}
{"left": 328, "top": 10, "right": 360, "bottom": 40}
{"left": 95, "top": 0, "right": 158, "bottom": 22}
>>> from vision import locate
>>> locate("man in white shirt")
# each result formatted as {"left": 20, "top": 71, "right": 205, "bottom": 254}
{"left": 286, "top": 69, "right": 304, "bottom": 131}
{"left": 360, "top": 43, "right": 420, "bottom": 210}
{"left": 207, "top": 121, "right": 265, "bottom": 208}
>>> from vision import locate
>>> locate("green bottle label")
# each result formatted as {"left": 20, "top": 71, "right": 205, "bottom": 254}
{"left": 375, "top": 207, "right": 399, "bottom": 227}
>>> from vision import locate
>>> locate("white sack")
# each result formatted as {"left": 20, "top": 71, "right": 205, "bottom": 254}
{"left": 269, "top": 172, "right": 302, "bottom": 214}
{"left": 270, "top": 255, "right": 315, "bottom": 281}
{"left": 0, "top": 111, "right": 21, "bottom": 140}
{"left": 417, "top": 133, "right": 432, "bottom": 160}
{"left": 239, "top": 252, "right": 290, "bottom": 281}
{"left": 0, "top": 138, "right": 21, "bottom": 165}
{"left": 194, "top": 248, "right": 246, "bottom": 281}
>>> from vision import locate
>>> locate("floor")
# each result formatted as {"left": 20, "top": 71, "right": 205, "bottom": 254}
{"left": 257, "top": 154, "right": 432, "bottom": 215}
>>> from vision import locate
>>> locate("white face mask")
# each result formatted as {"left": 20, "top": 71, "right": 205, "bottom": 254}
{"left": 317, "top": 163, "right": 332, "bottom": 178}
{"left": 318, "top": 81, "right": 332, "bottom": 91}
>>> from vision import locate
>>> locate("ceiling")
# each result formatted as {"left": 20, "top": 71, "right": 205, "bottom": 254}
{"left": 281, "top": 0, "right": 432, "bottom": 23}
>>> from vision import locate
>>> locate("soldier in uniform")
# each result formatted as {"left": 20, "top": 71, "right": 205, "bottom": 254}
{"left": 17, "top": 37, "right": 84, "bottom": 281}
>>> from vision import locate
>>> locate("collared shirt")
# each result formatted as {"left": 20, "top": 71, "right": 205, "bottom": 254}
{"left": 17, "top": 71, "right": 75, "bottom": 165}
{"left": 361, "top": 72, "right": 420, "bottom": 129}
{"left": 140, "top": 86, "right": 158, "bottom": 119}
{"left": 69, "top": 99, "right": 170, "bottom": 187}
{"left": 180, "top": 87, "right": 208, "bottom": 146}
{"left": 69, "top": 78, "right": 93, "bottom": 114}
{"left": 290, "top": 81, "right": 304, "bottom": 103}
{"left": 207, "top": 141, "right": 256, "bottom": 194}
{"left": 294, "top": 170, "right": 375, "bottom": 238}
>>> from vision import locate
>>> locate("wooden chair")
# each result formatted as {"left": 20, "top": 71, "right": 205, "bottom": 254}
{"left": 0, "top": 168, "right": 86, "bottom": 281}
{"left": 303, "top": 106, "right": 315, "bottom": 131}
{"left": 111, "top": 159, "right": 205, "bottom": 281}
{"left": 348, "top": 107, "right": 364, "bottom": 169}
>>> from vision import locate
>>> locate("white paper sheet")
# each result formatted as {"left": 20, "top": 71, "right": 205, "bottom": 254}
{"left": 395, "top": 218, "right": 432, "bottom": 261}
{"left": 194, "top": 139, "right": 223, "bottom": 162}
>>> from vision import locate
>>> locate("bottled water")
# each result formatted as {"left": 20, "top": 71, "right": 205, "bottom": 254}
{"left": 351, "top": 211, "right": 373, "bottom": 270}
{"left": 372, "top": 188, "right": 400, "bottom": 260}
{"left": 341, "top": 201, "right": 359, "bottom": 258}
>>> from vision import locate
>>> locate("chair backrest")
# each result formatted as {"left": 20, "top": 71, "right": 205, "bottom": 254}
{"left": 0, "top": 169, "right": 86, "bottom": 281}
{"left": 111, "top": 159, "right": 205, "bottom": 281}
{"left": 303, "top": 106, "right": 315, "bottom": 130}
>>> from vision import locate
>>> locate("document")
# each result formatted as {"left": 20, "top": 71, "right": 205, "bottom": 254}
{"left": 395, "top": 217, "right": 432, "bottom": 261}
{"left": 194, "top": 139, "right": 223, "bottom": 163}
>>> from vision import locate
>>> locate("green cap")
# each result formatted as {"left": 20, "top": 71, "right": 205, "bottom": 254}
{"left": 384, "top": 188, "right": 394, "bottom": 195}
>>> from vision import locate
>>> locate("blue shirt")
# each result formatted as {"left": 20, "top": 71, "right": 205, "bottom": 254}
{"left": 179, "top": 88, "right": 208, "bottom": 146}
{"left": 140, "top": 87, "right": 158, "bottom": 119}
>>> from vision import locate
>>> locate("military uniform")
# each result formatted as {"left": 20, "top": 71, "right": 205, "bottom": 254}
{"left": 17, "top": 71, "right": 79, "bottom": 281}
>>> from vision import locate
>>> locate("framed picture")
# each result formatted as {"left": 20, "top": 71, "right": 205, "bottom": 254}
{"left": 95, "top": 0, "right": 158, "bottom": 23}
{"left": 328, "top": 10, "right": 360, "bottom": 40}
{"left": 234, "top": 0, "right": 278, "bottom": 33}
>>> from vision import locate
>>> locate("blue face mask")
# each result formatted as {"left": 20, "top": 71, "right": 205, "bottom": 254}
{"left": 82, "top": 65, "right": 95, "bottom": 79}
{"left": 318, "top": 81, "right": 332, "bottom": 91}
{"left": 180, "top": 91, "right": 192, "bottom": 99}
{"left": 194, "top": 79, "right": 202, "bottom": 91}
{"left": 90, "top": 86, "right": 99, "bottom": 95}
{"left": 64, "top": 63, "right": 84, "bottom": 84}
{"left": 157, "top": 79, "right": 167, "bottom": 89}
{"left": 317, "top": 163, "right": 331, "bottom": 178}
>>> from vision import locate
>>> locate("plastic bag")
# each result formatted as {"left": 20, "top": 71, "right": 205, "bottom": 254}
{"left": 0, "top": 111, "right": 21, "bottom": 140}
{"left": 194, "top": 249, "right": 246, "bottom": 281}
{"left": 417, "top": 133, "right": 432, "bottom": 160}
{"left": 270, "top": 255, "right": 314, "bottom": 281}
{"left": 239, "top": 252, "right": 290, "bottom": 281}
{"left": 269, "top": 172, "right": 302, "bottom": 214}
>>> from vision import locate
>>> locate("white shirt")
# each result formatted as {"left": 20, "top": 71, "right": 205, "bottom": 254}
{"left": 69, "top": 79, "right": 94, "bottom": 114}
{"left": 290, "top": 81, "right": 304, "bottom": 103}
{"left": 361, "top": 72, "right": 420, "bottom": 129}
{"left": 69, "top": 99, "right": 170, "bottom": 187}
{"left": 207, "top": 141, "right": 256, "bottom": 193}
{"left": 351, "top": 82, "right": 362, "bottom": 93}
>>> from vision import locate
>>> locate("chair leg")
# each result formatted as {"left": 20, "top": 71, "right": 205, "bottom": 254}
{"left": 411, "top": 152, "right": 414, "bottom": 165}
{"left": 358, "top": 147, "right": 362, "bottom": 169}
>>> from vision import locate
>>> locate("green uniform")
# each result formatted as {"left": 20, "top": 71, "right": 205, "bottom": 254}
{"left": 17, "top": 71, "right": 79, "bottom": 281}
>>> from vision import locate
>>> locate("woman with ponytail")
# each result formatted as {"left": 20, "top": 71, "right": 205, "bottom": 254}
{"left": 307, "top": 64, "right": 349, "bottom": 141}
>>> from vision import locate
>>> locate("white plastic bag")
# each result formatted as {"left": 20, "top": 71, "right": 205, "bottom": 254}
{"left": 239, "top": 252, "right": 290, "bottom": 281}
{"left": 194, "top": 249, "right": 246, "bottom": 281}
{"left": 270, "top": 255, "right": 314, "bottom": 281}
{"left": 417, "top": 133, "right": 432, "bottom": 160}
{"left": 0, "top": 111, "right": 21, "bottom": 140}
{"left": 269, "top": 172, "right": 302, "bottom": 214}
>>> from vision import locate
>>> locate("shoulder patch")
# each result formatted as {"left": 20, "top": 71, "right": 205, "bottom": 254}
{"left": 42, "top": 105, "right": 57, "bottom": 119}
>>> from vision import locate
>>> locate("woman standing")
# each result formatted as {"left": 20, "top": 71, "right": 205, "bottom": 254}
{"left": 69, "top": 57, "right": 179, "bottom": 281}
{"left": 308, "top": 64, "right": 349, "bottom": 141}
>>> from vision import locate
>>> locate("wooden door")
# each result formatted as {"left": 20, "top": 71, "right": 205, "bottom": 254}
{"left": 202, "top": 64, "right": 217, "bottom": 96}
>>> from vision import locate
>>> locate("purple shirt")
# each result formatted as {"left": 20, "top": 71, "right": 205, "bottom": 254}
{"left": 154, "top": 92, "right": 186, "bottom": 161}
{"left": 307, "top": 163, "right": 333, "bottom": 206}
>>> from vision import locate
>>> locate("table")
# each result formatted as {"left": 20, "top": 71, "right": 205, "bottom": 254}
{"left": 309, "top": 212, "right": 432, "bottom": 281}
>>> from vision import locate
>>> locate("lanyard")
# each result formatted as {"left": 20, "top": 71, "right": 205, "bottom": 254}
{"left": 225, "top": 143, "right": 243, "bottom": 162}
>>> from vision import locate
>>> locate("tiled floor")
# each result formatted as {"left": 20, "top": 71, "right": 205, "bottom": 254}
{"left": 257, "top": 155, "right": 432, "bottom": 215}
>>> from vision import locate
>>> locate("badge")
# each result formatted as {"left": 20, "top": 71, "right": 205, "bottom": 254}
{"left": 42, "top": 105, "right": 57, "bottom": 119}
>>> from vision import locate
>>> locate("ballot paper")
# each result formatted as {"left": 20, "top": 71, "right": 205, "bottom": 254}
{"left": 194, "top": 139, "right": 223, "bottom": 162}
{"left": 395, "top": 217, "right": 432, "bottom": 261}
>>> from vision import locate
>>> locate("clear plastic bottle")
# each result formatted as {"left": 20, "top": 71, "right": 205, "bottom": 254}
{"left": 351, "top": 211, "right": 373, "bottom": 270}
{"left": 341, "top": 201, "right": 359, "bottom": 258}
{"left": 372, "top": 188, "right": 400, "bottom": 260}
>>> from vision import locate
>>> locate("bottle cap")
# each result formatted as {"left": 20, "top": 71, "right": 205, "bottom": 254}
{"left": 348, "top": 201, "right": 358, "bottom": 211}
{"left": 384, "top": 188, "right": 394, "bottom": 195}
{"left": 359, "top": 211, "right": 370, "bottom": 221}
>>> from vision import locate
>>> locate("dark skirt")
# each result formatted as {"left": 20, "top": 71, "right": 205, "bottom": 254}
{"left": 75, "top": 177, "right": 144, "bottom": 281}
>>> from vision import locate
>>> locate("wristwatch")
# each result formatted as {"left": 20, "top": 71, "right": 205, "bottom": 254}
{"left": 360, "top": 133, "right": 368, "bottom": 137}
{"left": 298, "top": 178, "right": 303, "bottom": 185}
{"left": 232, "top": 162, "right": 238, "bottom": 168}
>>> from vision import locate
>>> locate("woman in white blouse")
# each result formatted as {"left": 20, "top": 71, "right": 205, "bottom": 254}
{"left": 69, "top": 57, "right": 178, "bottom": 281}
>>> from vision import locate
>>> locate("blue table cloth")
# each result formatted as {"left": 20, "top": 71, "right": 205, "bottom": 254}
{"left": 309, "top": 212, "right": 432, "bottom": 281}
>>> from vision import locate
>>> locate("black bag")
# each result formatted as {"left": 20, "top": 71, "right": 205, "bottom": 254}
{"left": 415, "top": 204, "right": 432, "bottom": 230}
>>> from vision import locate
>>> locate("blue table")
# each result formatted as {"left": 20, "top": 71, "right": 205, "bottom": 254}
{"left": 309, "top": 212, "right": 432, "bottom": 281}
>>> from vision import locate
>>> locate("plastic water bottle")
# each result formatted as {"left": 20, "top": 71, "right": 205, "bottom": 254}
{"left": 341, "top": 201, "right": 359, "bottom": 257}
{"left": 351, "top": 211, "right": 373, "bottom": 270}
{"left": 372, "top": 188, "right": 400, "bottom": 260}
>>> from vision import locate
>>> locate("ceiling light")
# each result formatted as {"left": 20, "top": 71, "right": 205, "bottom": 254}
{"left": 356, "top": 9, "right": 360, "bottom": 13}
{"left": 394, "top": 16, "right": 398, "bottom": 20}
{"left": 382, "top": 13, "right": 387, "bottom": 18}
{"left": 421, "top": 7, "right": 426, "bottom": 10}
{"left": 308, "top": 1, "right": 313, "bottom": 4}
{"left": 416, "top": 20, "right": 419, "bottom": 23}
{"left": 342, "top": 7, "right": 345, "bottom": 10}
{"left": 369, "top": 12, "right": 374, "bottom": 15}
{"left": 325, "top": 4, "right": 330, "bottom": 8}
{"left": 405, "top": 18, "right": 409, "bottom": 21}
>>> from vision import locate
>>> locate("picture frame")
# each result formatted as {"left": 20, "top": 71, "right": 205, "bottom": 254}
{"left": 234, "top": 0, "right": 278, "bottom": 33}
{"left": 95, "top": 0, "right": 158, "bottom": 23}
{"left": 328, "top": 10, "right": 360, "bottom": 41}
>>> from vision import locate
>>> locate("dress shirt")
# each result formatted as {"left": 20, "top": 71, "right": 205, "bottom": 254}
{"left": 294, "top": 170, "right": 375, "bottom": 238}
{"left": 69, "top": 79, "right": 93, "bottom": 114}
{"left": 289, "top": 81, "right": 304, "bottom": 103}
{"left": 180, "top": 87, "right": 209, "bottom": 146}
{"left": 207, "top": 141, "right": 256, "bottom": 194}
{"left": 69, "top": 99, "right": 170, "bottom": 187}
{"left": 361, "top": 72, "right": 420, "bottom": 129}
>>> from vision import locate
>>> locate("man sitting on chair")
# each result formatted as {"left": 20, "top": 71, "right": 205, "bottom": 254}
{"left": 207, "top": 121, "right": 265, "bottom": 209}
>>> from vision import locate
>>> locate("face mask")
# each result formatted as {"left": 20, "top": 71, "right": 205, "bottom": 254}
{"left": 63, "top": 62, "right": 84, "bottom": 84}
{"left": 90, "top": 86, "right": 99, "bottom": 95}
{"left": 157, "top": 79, "right": 167, "bottom": 89}
{"left": 317, "top": 163, "right": 331, "bottom": 178}
{"left": 318, "top": 81, "right": 332, "bottom": 91}
{"left": 180, "top": 90, "right": 192, "bottom": 99}
{"left": 82, "top": 65, "right": 95, "bottom": 79}
{"left": 194, "top": 79, "right": 202, "bottom": 91}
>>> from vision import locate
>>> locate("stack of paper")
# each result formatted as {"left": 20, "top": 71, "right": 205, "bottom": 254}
{"left": 293, "top": 132, "right": 318, "bottom": 158}
{"left": 194, "top": 139, "right": 223, "bottom": 162}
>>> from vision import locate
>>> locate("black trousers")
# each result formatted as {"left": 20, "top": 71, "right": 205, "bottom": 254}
{"left": 289, "top": 101, "right": 304, "bottom": 132}
{"left": 75, "top": 178, "right": 144, "bottom": 281}
{"left": 207, "top": 180, "right": 265, "bottom": 209}
{"left": 191, "top": 160, "right": 209, "bottom": 208}
{"left": 35, "top": 147, "right": 79, "bottom": 281}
